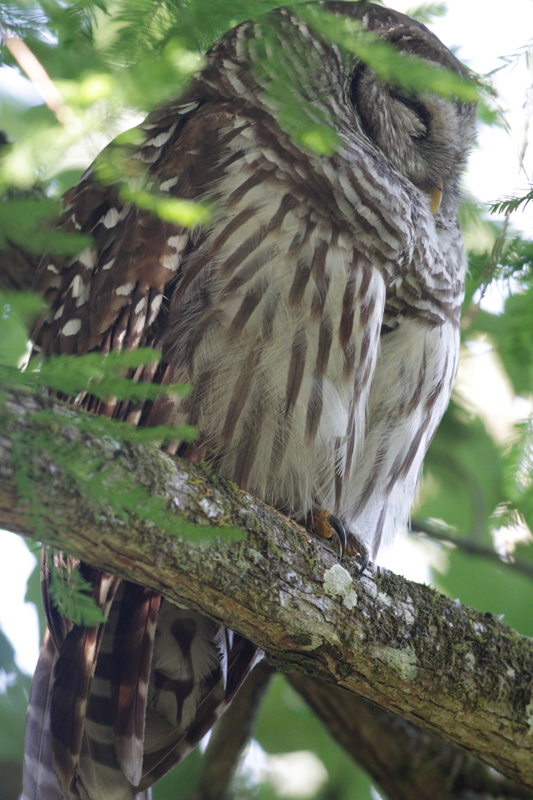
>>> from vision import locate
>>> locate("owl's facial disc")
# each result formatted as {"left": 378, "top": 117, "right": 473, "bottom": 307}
{"left": 350, "top": 61, "right": 474, "bottom": 216}
{"left": 390, "top": 95, "right": 429, "bottom": 140}
{"left": 389, "top": 95, "right": 446, "bottom": 212}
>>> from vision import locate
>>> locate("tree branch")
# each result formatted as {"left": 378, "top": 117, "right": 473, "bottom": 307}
{"left": 289, "top": 675, "right": 533, "bottom": 800}
{"left": 411, "top": 520, "right": 533, "bottom": 580}
{"left": 1, "top": 388, "right": 533, "bottom": 790}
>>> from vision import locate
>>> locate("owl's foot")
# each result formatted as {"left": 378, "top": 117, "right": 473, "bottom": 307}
{"left": 309, "top": 510, "right": 369, "bottom": 574}
{"left": 309, "top": 510, "right": 347, "bottom": 558}
{"left": 345, "top": 532, "right": 370, "bottom": 575}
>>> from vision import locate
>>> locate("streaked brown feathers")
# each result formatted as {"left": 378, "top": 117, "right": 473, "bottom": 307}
{"left": 24, "top": 2, "right": 475, "bottom": 798}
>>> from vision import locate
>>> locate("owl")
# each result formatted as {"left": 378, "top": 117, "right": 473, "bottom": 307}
{"left": 23, "top": 3, "right": 476, "bottom": 799}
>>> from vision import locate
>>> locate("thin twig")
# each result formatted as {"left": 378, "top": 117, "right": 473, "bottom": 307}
{"left": 3, "top": 34, "right": 78, "bottom": 130}
{"left": 411, "top": 519, "right": 533, "bottom": 579}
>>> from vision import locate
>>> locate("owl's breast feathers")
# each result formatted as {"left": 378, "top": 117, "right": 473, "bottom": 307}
{"left": 25, "top": 3, "right": 475, "bottom": 799}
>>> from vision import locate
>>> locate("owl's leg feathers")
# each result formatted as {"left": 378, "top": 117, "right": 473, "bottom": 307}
{"left": 309, "top": 510, "right": 347, "bottom": 559}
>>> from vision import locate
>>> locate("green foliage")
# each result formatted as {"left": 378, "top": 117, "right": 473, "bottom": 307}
{"left": 107, "top": 0, "right": 284, "bottom": 55}
{"left": 490, "top": 186, "right": 533, "bottom": 216}
{"left": 0, "top": 626, "right": 32, "bottom": 799}
{"left": 503, "top": 417, "right": 533, "bottom": 535}
{"left": 421, "top": 401, "right": 504, "bottom": 540}
{"left": 296, "top": 6, "right": 480, "bottom": 102}
{"left": 417, "top": 223, "right": 533, "bottom": 642}
{"left": 152, "top": 747, "right": 203, "bottom": 800}
{"left": 419, "top": 394, "right": 533, "bottom": 640}
{"left": 0, "top": 197, "right": 92, "bottom": 255}
{"left": 0, "top": 640, "right": 31, "bottom": 754}
{"left": 48, "top": 562, "right": 107, "bottom": 625}
{"left": 92, "top": 135, "right": 212, "bottom": 226}
{"left": 118, "top": 186, "right": 211, "bottom": 227}
{"left": 435, "top": 548, "right": 533, "bottom": 637}
{"left": 417, "top": 215, "right": 533, "bottom": 637}
{"left": 253, "top": 675, "right": 373, "bottom": 800}
{"left": 0, "top": 0, "right": 212, "bottom": 255}
{"left": 406, "top": 2, "right": 447, "bottom": 24}
{"left": 245, "top": 4, "right": 482, "bottom": 157}
{"left": 0, "top": 290, "right": 44, "bottom": 366}
{"left": 465, "top": 242, "right": 533, "bottom": 398}
{"left": 24, "top": 553, "right": 47, "bottom": 640}
{"left": 243, "top": 13, "right": 341, "bottom": 156}
{"left": 12, "top": 348, "right": 193, "bottom": 403}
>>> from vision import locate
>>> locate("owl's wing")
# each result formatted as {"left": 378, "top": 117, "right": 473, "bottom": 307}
{"left": 32, "top": 98, "right": 205, "bottom": 402}
{"left": 24, "top": 97, "right": 262, "bottom": 800}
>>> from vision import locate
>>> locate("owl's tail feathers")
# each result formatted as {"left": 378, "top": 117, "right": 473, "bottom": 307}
{"left": 47, "top": 573, "right": 124, "bottom": 800}
{"left": 23, "top": 629, "right": 65, "bottom": 800}
{"left": 112, "top": 585, "right": 162, "bottom": 787}
{"left": 24, "top": 583, "right": 261, "bottom": 800}
{"left": 71, "top": 581, "right": 159, "bottom": 800}
{"left": 137, "top": 628, "right": 264, "bottom": 787}
{"left": 24, "top": 580, "right": 160, "bottom": 800}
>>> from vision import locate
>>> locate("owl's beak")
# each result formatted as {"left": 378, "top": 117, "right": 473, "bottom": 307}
{"left": 429, "top": 185, "right": 443, "bottom": 215}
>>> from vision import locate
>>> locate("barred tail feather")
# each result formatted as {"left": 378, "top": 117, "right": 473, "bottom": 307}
{"left": 76, "top": 584, "right": 132, "bottom": 800}
{"left": 112, "top": 586, "right": 162, "bottom": 786}
{"left": 50, "top": 624, "right": 104, "bottom": 793}
{"left": 23, "top": 629, "right": 65, "bottom": 800}
{"left": 49, "top": 574, "right": 120, "bottom": 798}
{"left": 26, "top": 556, "right": 260, "bottom": 800}
{"left": 139, "top": 619, "right": 261, "bottom": 790}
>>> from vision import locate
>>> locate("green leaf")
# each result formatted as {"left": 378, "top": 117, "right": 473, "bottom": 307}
{"left": 0, "top": 629, "right": 16, "bottom": 674}
{"left": 501, "top": 417, "right": 533, "bottom": 534}
{"left": 490, "top": 187, "right": 533, "bottom": 216}
{"left": 254, "top": 675, "right": 373, "bottom": 800}
{"left": 296, "top": 7, "right": 480, "bottom": 102}
{"left": 0, "top": 291, "right": 45, "bottom": 366}
{"left": 406, "top": 3, "right": 447, "bottom": 24}
{"left": 420, "top": 401, "right": 504, "bottom": 541}
{"left": 118, "top": 186, "right": 211, "bottom": 227}
{"left": 49, "top": 563, "right": 107, "bottom": 626}
{"left": 469, "top": 288, "right": 533, "bottom": 397}
{"left": 0, "top": 198, "right": 92, "bottom": 256}
{"left": 152, "top": 748, "right": 203, "bottom": 800}
{"left": 0, "top": 671, "right": 31, "bottom": 761}
{"left": 24, "top": 553, "right": 47, "bottom": 644}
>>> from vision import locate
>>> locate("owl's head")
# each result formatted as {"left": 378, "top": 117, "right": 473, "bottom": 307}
{"left": 342, "top": 4, "right": 477, "bottom": 216}
{"left": 202, "top": 1, "right": 476, "bottom": 217}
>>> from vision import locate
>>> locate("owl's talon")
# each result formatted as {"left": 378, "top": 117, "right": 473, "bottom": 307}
{"left": 309, "top": 510, "right": 346, "bottom": 559}
{"left": 345, "top": 533, "right": 370, "bottom": 575}
{"left": 327, "top": 514, "right": 346, "bottom": 559}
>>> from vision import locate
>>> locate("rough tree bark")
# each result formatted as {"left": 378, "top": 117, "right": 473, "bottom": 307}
{"left": 1, "top": 387, "right": 533, "bottom": 797}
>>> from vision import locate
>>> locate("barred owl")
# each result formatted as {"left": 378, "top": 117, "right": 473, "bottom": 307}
{"left": 23, "top": 3, "right": 476, "bottom": 799}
